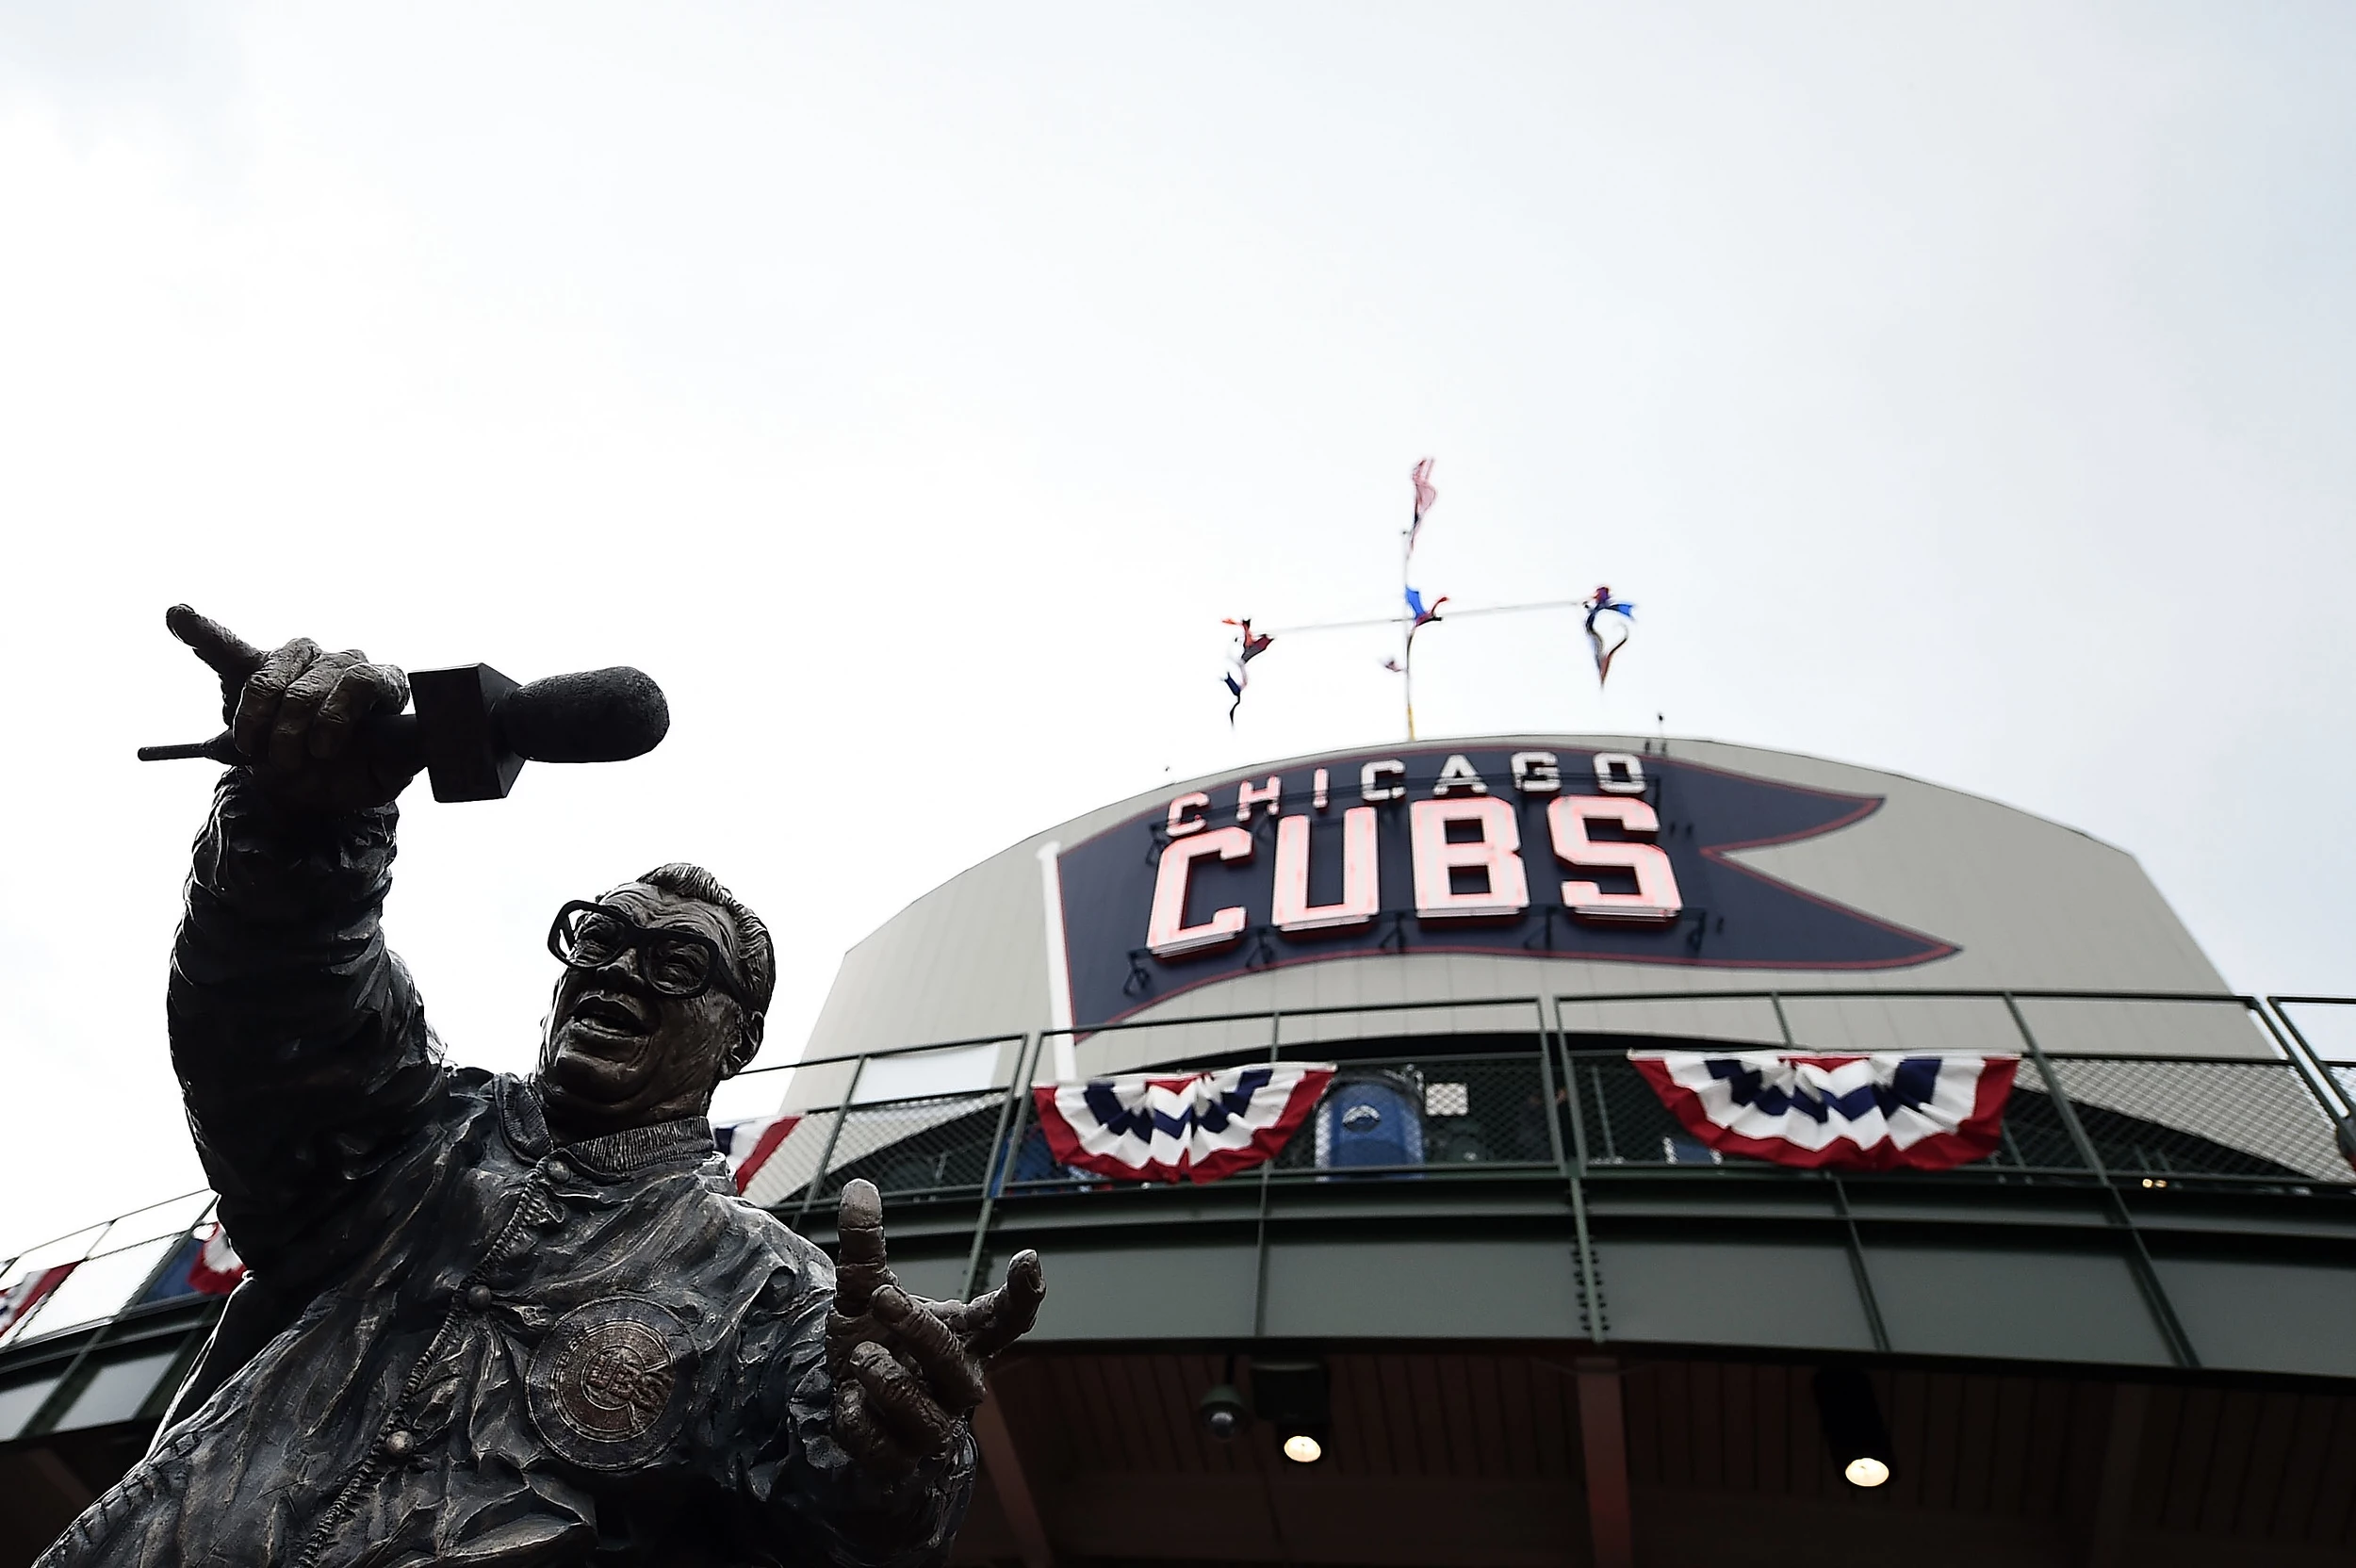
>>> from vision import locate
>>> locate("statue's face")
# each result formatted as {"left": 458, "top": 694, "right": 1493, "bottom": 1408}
{"left": 536, "top": 883, "right": 751, "bottom": 1138}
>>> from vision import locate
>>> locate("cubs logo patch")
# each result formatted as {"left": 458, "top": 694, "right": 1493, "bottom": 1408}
{"left": 528, "top": 1297, "right": 695, "bottom": 1469}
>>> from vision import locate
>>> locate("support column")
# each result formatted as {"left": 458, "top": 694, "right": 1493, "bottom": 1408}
{"left": 973, "top": 1379, "right": 1055, "bottom": 1568}
{"left": 2085, "top": 1382, "right": 2148, "bottom": 1568}
{"left": 1575, "top": 1356, "right": 1634, "bottom": 1568}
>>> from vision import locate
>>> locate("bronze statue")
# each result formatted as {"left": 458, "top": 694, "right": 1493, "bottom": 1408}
{"left": 41, "top": 609, "right": 1042, "bottom": 1567}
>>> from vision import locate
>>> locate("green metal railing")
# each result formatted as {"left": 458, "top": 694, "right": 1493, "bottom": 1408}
{"left": 7, "top": 988, "right": 2351, "bottom": 1380}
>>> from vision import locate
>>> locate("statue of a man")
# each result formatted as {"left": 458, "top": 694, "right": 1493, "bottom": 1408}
{"left": 41, "top": 610, "right": 1042, "bottom": 1567}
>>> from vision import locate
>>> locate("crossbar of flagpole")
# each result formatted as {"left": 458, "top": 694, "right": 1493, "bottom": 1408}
{"left": 1262, "top": 597, "right": 1586, "bottom": 637}
{"left": 1442, "top": 597, "right": 1588, "bottom": 621}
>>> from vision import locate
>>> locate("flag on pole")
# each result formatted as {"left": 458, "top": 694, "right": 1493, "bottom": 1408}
{"left": 715, "top": 1115, "right": 803, "bottom": 1195}
{"left": 1034, "top": 1064, "right": 1335, "bottom": 1184}
{"left": 1629, "top": 1051, "right": 2019, "bottom": 1171}
{"left": 1221, "top": 617, "right": 1274, "bottom": 723}
{"left": 188, "top": 1223, "right": 246, "bottom": 1296}
{"left": 0, "top": 1261, "right": 76, "bottom": 1336}
{"left": 1408, "top": 457, "right": 1438, "bottom": 553}
{"left": 1581, "top": 584, "right": 1635, "bottom": 685}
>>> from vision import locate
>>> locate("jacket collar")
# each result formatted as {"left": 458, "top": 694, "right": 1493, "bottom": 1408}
{"left": 499, "top": 1075, "right": 718, "bottom": 1176}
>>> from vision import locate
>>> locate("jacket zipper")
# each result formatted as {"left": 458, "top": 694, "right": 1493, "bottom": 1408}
{"left": 293, "top": 1174, "right": 554, "bottom": 1568}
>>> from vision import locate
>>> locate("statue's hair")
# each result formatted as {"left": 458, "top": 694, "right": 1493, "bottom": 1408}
{"left": 630, "top": 862, "right": 777, "bottom": 1021}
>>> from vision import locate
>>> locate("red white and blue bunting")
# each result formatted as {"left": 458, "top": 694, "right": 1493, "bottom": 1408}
{"left": 0, "top": 1262, "right": 75, "bottom": 1336}
{"left": 1629, "top": 1051, "right": 2019, "bottom": 1171}
{"left": 1034, "top": 1064, "right": 1334, "bottom": 1184}
{"left": 715, "top": 1114, "right": 803, "bottom": 1195}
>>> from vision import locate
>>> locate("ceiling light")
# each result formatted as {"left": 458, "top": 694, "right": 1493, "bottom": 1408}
{"left": 1843, "top": 1456, "right": 1890, "bottom": 1488}
{"left": 1813, "top": 1366, "right": 1895, "bottom": 1490}
{"left": 1251, "top": 1357, "right": 1332, "bottom": 1466}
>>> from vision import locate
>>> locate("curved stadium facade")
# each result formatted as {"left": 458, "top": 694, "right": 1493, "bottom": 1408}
{"left": 4, "top": 735, "right": 2355, "bottom": 1566}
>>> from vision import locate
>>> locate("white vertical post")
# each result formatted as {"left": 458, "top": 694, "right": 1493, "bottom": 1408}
{"left": 1036, "top": 841, "right": 1076, "bottom": 1082}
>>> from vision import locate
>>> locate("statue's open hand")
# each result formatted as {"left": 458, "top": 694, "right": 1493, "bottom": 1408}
{"left": 826, "top": 1179, "right": 1044, "bottom": 1478}
{"left": 167, "top": 604, "right": 418, "bottom": 813}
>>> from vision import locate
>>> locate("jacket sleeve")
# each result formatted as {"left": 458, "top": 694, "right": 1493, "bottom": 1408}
{"left": 726, "top": 1244, "right": 977, "bottom": 1568}
{"left": 166, "top": 768, "right": 448, "bottom": 1292}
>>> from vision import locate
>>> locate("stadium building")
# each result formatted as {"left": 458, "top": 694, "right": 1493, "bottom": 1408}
{"left": 5, "top": 735, "right": 2355, "bottom": 1565}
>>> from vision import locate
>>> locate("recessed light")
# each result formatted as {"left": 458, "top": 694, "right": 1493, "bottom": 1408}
{"left": 1844, "top": 1456, "right": 1890, "bottom": 1488}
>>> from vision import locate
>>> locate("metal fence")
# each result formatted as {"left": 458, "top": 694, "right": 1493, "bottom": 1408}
{"left": 743, "top": 988, "right": 2356, "bottom": 1215}
{"left": 8, "top": 989, "right": 2354, "bottom": 1359}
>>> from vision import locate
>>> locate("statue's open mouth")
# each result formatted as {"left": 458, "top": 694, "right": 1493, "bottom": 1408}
{"left": 568, "top": 992, "right": 651, "bottom": 1038}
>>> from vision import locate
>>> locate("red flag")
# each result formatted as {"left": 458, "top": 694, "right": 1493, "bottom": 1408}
{"left": 188, "top": 1224, "right": 246, "bottom": 1296}
{"left": 1408, "top": 457, "right": 1438, "bottom": 549}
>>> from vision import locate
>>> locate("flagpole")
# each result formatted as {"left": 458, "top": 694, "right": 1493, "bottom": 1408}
{"left": 1401, "top": 516, "right": 1416, "bottom": 741}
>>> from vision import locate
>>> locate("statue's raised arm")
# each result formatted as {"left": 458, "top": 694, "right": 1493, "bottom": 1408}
{"left": 164, "top": 607, "right": 442, "bottom": 1293}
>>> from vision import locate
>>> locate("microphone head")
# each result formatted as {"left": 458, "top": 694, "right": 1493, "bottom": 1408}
{"left": 495, "top": 667, "right": 671, "bottom": 764}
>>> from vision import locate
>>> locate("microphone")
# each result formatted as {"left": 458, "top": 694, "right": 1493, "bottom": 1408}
{"left": 138, "top": 663, "right": 671, "bottom": 803}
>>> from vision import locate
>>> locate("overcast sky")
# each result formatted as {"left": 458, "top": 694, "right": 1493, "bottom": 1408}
{"left": 3, "top": 3, "right": 2352, "bottom": 1253}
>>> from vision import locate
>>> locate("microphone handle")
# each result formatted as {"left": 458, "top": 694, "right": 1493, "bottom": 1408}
{"left": 137, "top": 736, "right": 242, "bottom": 763}
{"left": 137, "top": 713, "right": 425, "bottom": 770}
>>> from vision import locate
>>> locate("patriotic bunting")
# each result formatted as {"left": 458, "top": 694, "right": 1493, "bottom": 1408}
{"left": 1630, "top": 1051, "right": 2019, "bottom": 1171}
{"left": 1221, "top": 617, "right": 1275, "bottom": 724}
{"left": 1034, "top": 1064, "right": 1335, "bottom": 1184}
{"left": 715, "top": 1114, "right": 802, "bottom": 1195}
{"left": 1581, "top": 584, "right": 1635, "bottom": 686}
{"left": 0, "top": 1261, "right": 76, "bottom": 1336}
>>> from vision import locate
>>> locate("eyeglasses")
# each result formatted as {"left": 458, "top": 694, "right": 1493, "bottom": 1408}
{"left": 547, "top": 900, "right": 760, "bottom": 1009}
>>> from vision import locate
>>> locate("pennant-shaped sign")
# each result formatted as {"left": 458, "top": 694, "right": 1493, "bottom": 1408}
{"left": 1408, "top": 457, "right": 1438, "bottom": 552}
{"left": 1629, "top": 1051, "right": 2018, "bottom": 1171}
{"left": 1582, "top": 584, "right": 1634, "bottom": 686}
{"left": 1221, "top": 617, "right": 1275, "bottom": 724}
{"left": 1034, "top": 1064, "right": 1334, "bottom": 1184}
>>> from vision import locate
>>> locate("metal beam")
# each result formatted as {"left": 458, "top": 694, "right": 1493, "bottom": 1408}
{"left": 973, "top": 1377, "right": 1055, "bottom": 1568}
{"left": 1550, "top": 999, "right": 1606, "bottom": 1344}
{"left": 2084, "top": 1382, "right": 2148, "bottom": 1568}
{"left": 963, "top": 1034, "right": 1044, "bottom": 1299}
{"left": 1575, "top": 1357, "right": 1634, "bottom": 1568}
{"left": 2002, "top": 994, "right": 2200, "bottom": 1369}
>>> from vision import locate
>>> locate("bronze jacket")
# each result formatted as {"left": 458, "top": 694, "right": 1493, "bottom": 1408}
{"left": 40, "top": 773, "right": 971, "bottom": 1568}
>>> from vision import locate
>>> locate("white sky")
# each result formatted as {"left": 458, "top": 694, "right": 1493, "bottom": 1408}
{"left": 3, "top": 3, "right": 2353, "bottom": 1254}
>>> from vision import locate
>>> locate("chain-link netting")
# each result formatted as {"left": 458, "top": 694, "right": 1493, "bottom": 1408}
{"left": 1568, "top": 1053, "right": 1733, "bottom": 1168}
{"left": 992, "top": 1052, "right": 1563, "bottom": 1195}
{"left": 1562, "top": 1051, "right": 2354, "bottom": 1184}
{"left": 2041, "top": 1057, "right": 2349, "bottom": 1183}
{"left": 796, "top": 1091, "right": 1008, "bottom": 1208}
{"left": 766, "top": 1045, "right": 2356, "bottom": 1209}
{"left": 1266, "top": 1054, "right": 1562, "bottom": 1177}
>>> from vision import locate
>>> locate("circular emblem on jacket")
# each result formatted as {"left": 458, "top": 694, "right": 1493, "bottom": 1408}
{"left": 529, "top": 1297, "right": 695, "bottom": 1468}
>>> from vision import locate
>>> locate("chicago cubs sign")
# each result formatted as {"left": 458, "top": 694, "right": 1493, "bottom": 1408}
{"left": 1054, "top": 745, "right": 1956, "bottom": 1029}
